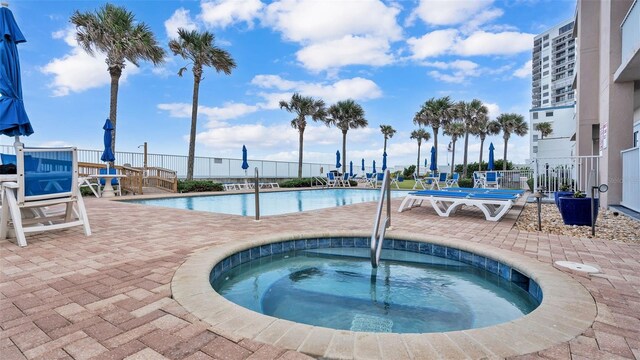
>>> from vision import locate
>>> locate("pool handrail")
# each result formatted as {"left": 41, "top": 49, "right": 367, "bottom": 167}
{"left": 371, "top": 169, "right": 391, "bottom": 268}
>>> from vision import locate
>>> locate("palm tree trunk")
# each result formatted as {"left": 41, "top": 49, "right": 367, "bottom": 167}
{"left": 462, "top": 131, "right": 469, "bottom": 177}
{"left": 342, "top": 130, "right": 347, "bottom": 175}
{"left": 416, "top": 143, "right": 421, "bottom": 176}
{"left": 383, "top": 138, "right": 387, "bottom": 154}
{"left": 298, "top": 127, "right": 304, "bottom": 178}
{"left": 478, "top": 137, "right": 485, "bottom": 172}
{"left": 450, "top": 140, "right": 456, "bottom": 175}
{"left": 187, "top": 67, "right": 202, "bottom": 181}
{"left": 108, "top": 68, "right": 121, "bottom": 166}
{"left": 503, "top": 136, "right": 509, "bottom": 171}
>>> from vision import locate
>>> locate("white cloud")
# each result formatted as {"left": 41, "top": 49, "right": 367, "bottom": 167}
{"left": 263, "top": 0, "right": 401, "bottom": 43}
{"left": 409, "top": 0, "right": 494, "bottom": 26}
{"left": 296, "top": 36, "right": 393, "bottom": 71}
{"left": 200, "top": 0, "right": 263, "bottom": 28}
{"left": 456, "top": 31, "right": 534, "bottom": 56}
{"left": 484, "top": 103, "right": 501, "bottom": 119}
{"left": 262, "top": 0, "right": 401, "bottom": 71}
{"left": 165, "top": 8, "right": 198, "bottom": 39}
{"left": 407, "top": 29, "right": 459, "bottom": 59}
{"left": 407, "top": 30, "right": 535, "bottom": 60}
{"left": 514, "top": 60, "right": 533, "bottom": 78}
{"left": 157, "top": 102, "right": 259, "bottom": 124}
{"left": 425, "top": 60, "right": 480, "bottom": 83}
{"left": 252, "top": 75, "right": 383, "bottom": 107}
{"left": 41, "top": 28, "right": 139, "bottom": 96}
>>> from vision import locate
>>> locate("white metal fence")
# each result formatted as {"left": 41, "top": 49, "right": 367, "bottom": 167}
{"left": 532, "top": 156, "right": 600, "bottom": 196}
{"left": 621, "top": 147, "right": 640, "bottom": 212}
{"left": 1, "top": 145, "right": 380, "bottom": 179}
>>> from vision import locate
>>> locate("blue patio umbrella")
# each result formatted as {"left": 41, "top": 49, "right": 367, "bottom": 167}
{"left": 0, "top": 6, "right": 33, "bottom": 139}
{"left": 488, "top": 142, "right": 495, "bottom": 171}
{"left": 382, "top": 152, "right": 387, "bottom": 171}
{"left": 335, "top": 150, "right": 341, "bottom": 169}
{"left": 372, "top": 160, "right": 376, "bottom": 173}
{"left": 429, "top": 146, "right": 437, "bottom": 172}
{"left": 241, "top": 145, "right": 249, "bottom": 171}
{"left": 100, "top": 119, "right": 115, "bottom": 164}
{"left": 349, "top": 161, "right": 353, "bottom": 176}
{"left": 361, "top": 158, "right": 365, "bottom": 172}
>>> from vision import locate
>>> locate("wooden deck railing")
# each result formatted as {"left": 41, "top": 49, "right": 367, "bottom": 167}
{"left": 144, "top": 167, "right": 178, "bottom": 193}
{"left": 78, "top": 162, "right": 144, "bottom": 195}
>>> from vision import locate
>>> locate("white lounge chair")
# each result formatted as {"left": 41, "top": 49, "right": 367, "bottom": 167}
{"left": 326, "top": 172, "right": 339, "bottom": 187}
{"left": 0, "top": 145, "right": 91, "bottom": 247}
{"left": 397, "top": 189, "right": 518, "bottom": 221}
{"left": 390, "top": 174, "right": 404, "bottom": 189}
{"left": 485, "top": 171, "right": 499, "bottom": 188}
{"left": 364, "top": 173, "right": 376, "bottom": 188}
{"left": 445, "top": 173, "right": 460, "bottom": 187}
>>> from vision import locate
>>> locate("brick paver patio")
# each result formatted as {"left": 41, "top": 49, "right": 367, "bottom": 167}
{"left": 1, "top": 191, "right": 639, "bottom": 359}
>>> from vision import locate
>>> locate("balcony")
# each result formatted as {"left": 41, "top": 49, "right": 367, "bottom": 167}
{"left": 615, "top": 0, "right": 639, "bottom": 82}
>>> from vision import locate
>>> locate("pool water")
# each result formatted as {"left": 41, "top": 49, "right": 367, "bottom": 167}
{"left": 125, "top": 189, "right": 407, "bottom": 216}
{"left": 211, "top": 248, "right": 539, "bottom": 333}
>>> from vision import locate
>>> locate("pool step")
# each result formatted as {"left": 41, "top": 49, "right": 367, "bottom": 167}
{"left": 350, "top": 314, "right": 393, "bottom": 332}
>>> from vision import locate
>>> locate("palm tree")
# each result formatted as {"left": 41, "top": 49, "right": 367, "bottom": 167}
{"left": 443, "top": 122, "right": 465, "bottom": 175}
{"left": 414, "top": 96, "right": 455, "bottom": 169}
{"left": 471, "top": 117, "right": 501, "bottom": 172}
{"left": 495, "top": 113, "right": 528, "bottom": 170}
{"left": 327, "top": 100, "right": 368, "bottom": 173}
{"left": 410, "top": 128, "right": 431, "bottom": 176}
{"left": 169, "top": 29, "right": 236, "bottom": 180}
{"left": 279, "top": 93, "right": 327, "bottom": 178}
{"left": 534, "top": 122, "right": 553, "bottom": 139}
{"left": 71, "top": 4, "right": 165, "bottom": 157}
{"left": 457, "top": 99, "right": 489, "bottom": 177}
{"left": 380, "top": 125, "right": 396, "bottom": 154}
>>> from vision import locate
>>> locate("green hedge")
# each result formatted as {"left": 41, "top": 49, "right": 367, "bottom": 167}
{"left": 178, "top": 180, "right": 224, "bottom": 193}
{"left": 279, "top": 178, "right": 314, "bottom": 187}
{"left": 458, "top": 178, "right": 473, "bottom": 188}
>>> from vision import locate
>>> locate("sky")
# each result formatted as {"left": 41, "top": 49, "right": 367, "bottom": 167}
{"left": 6, "top": 0, "right": 576, "bottom": 169}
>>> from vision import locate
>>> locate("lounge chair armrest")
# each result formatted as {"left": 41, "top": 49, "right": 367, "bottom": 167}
{"left": 2, "top": 181, "right": 19, "bottom": 189}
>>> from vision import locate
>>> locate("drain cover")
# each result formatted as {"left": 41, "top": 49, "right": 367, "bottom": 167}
{"left": 555, "top": 261, "right": 599, "bottom": 273}
{"left": 351, "top": 314, "right": 393, "bottom": 332}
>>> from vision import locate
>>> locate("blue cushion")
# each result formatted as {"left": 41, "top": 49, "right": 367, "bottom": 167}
{"left": 1, "top": 153, "right": 16, "bottom": 165}
{"left": 99, "top": 167, "right": 118, "bottom": 186}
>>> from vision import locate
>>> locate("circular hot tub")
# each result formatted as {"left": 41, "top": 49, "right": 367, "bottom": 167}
{"left": 210, "top": 238, "right": 541, "bottom": 333}
{"left": 172, "top": 232, "right": 596, "bottom": 359}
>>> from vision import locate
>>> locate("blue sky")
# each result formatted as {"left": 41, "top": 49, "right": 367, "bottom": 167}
{"left": 7, "top": 0, "right": 575, "bottom": 168}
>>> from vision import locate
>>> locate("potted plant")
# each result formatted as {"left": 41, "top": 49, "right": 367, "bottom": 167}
{"left": 554, "top": 183, "right": 574, "bottom": 208}
{"left": 558, "top": 190, "right": 599, "bottom": 226}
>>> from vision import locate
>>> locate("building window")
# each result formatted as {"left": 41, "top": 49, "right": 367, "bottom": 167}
{"left": 533, "top": 113, "right": 539, "bottom": 119}
{"left": 543, "top": 71, "right": 549, "bottom": 76}
{"left": 543, "top": 35, "right": 549, "bottom": 40}
{"left": 543, "top": 85, "right": 549, "bottom": 90}
{"left": 543, "top": 42, "right": 549, "bottom": 48}
{"left": 543, "top": 63, "right": 549, "bottom": 69}
{"left": 543, "top": 100, "right": 549, "bottom": 104}
{"left": 533, "top": 146, "right": 538, "bottom": 153}
{"left": 533, "top": 135, "right": 539, "bottom": 141}
{"left": 543, "top": 92, "right": 549, "bottom": 96}
{"left": 634, "top": 131, "right": 638, "bottom": 147}
{"left": 546, "top": 111, "right": 553, "bottom": 117}
{"left": 543, "top": 56, "right": 549, "bottom": 61}
{"left": 559, "top": 22, "right": 574, "bottom": 34}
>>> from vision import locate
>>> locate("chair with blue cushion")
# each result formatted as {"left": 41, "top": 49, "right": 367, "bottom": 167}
{"left": 445, "top": 173, "right": 460, "bottom": 187}
{"left": 390, "top": 173, "right": 404, "bottom": 189}
{"left": 485, "top": 171, "right": 499, "bottom": 188}
{"left": 98, "top": 167, "right": 122, "bottom": 196}
{"left": 0, "top": 144, "right": 91, "bottom": 247}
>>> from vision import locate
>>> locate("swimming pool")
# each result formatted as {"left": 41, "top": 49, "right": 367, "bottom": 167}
{"left": 124, "top": 188, "right": 407, "bottom": 216}
{"left": 211, "top": 242, "right": 539, "bottom": 333}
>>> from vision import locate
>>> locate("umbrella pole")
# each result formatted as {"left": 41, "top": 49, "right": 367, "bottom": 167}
{"left": 13, "top": 135, "right": 22, "bottom": 146}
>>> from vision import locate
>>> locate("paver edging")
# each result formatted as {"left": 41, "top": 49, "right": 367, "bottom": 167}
{"left": 171, "top": 230, "right": 596, "bottom": 359}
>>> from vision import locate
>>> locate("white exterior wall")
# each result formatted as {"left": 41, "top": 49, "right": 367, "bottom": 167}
{"left": 529, "top": 106, "right": 576, "bottom": 160}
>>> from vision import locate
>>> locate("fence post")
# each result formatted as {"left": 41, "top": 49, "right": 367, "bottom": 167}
{"left": 533, "top": 158, "right": 538, "bottom": 192}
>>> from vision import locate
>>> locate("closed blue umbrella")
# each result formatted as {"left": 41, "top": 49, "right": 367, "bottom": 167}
{"left": 349, "top": 161, "right": 353, "bottom": 176}
{"left": 241, "top": 145, "right": 249, "bottom": 170}
{"left": 0, "top": 6, "right": 33, "bottom": 139}
{"left": 335, "top": 150, "right": 341, "bottom": 169}
{"left": 488, "top": 142, "right": 495, "bottom": 171}
{"left": 429, "top": 146, "right": 437, "bottom": 172}
{"left": 361, "top": 158, "right": 365, "bottom": 172}
{"left": 372, "top": 160, "right": 376, "bottom": 173}
{"left": 100, "top": 119, "right": 115, "bottom": 163}
{"left": 424, "top": 158, "right": 427, "bottom": 168}
{"left": 382, "top": 152, "right": 387, "bottom": 171}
